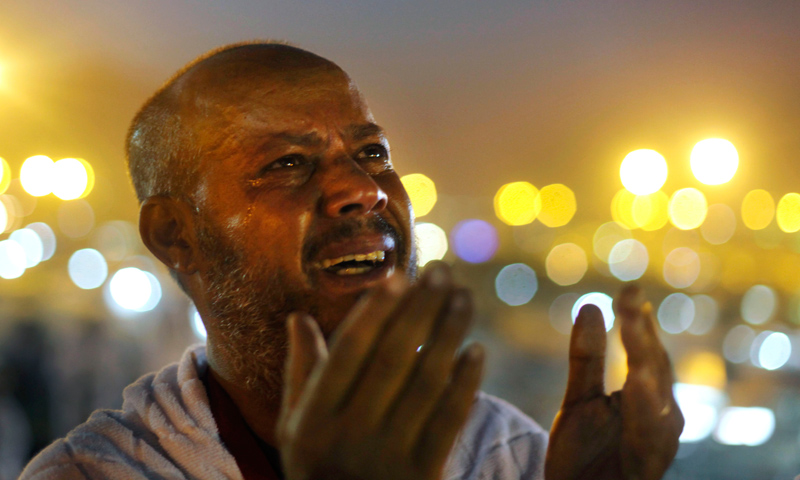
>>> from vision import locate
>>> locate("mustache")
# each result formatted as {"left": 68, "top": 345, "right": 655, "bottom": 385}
{"left": 303, "top": 215, "right": 402, "bottom": 262}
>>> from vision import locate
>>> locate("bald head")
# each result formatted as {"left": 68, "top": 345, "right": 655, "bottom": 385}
{"left": 125, "top": 42, "right": 347, "bottom": 204}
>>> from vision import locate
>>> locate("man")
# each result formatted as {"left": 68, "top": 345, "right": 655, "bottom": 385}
{"left": 21, "top": 42, "right": 683, "bottom": 479}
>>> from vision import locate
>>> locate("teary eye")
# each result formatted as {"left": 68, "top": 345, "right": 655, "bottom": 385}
{"left": 357, "top": 144, "right": 389, "bottom": 161}
{"left": 263, "top": 154, "right": 305, "bottom": 172}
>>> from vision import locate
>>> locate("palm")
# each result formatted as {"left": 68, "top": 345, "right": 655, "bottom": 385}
{"left": 545, "top": 287, "right": 684, "bottom": 480}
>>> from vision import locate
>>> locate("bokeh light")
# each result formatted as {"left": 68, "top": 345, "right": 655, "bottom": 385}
{"left": 536, "top": 184, "right": 576, "bottom": 228}
{"left": 674, "top": 383, "right": 726, "bottom": 443}
{"left": 450, "top": 219, "right": 498, "bottom": 263}
{"left": 549, "top": 292, "right": 581, "bottom": 334}
{"left": 189, "top": 304, "right": 207, "bottom": 340}
{"left": 68, "top": 249, "right": 109, "bottom": 290}
{"left": 494, "top": 182, "right": 540, "bottom": 226}
{"left": 668, "top": 188, "right": 707, "bottom": 230}
{"left": 723, "top": 325, "right": 756, "bottom": 363}
{"left": 610, "top": 189, "right": 638, "bottom": 229}
{"left": 9, "top": 228, "right": 43, "bottom": 268}
{"left": 690, "top": 139, "right": 739, "bottom": 185}
{"left": 108, "top": 267, "right": 162, "bottom": 312}
{"left": 20, "top": 155, "right": 55, "bottom": 197}
{"left": 632, "top": 191, "right": 669, "bottom": 231}
{"left": 593, "top": 221, "right": 632, "bottom": 263}
{"left": 58, "top": 200, "right": 95, "bottom": 238}
{"left": 0, "top": 239, "right": 26, "bottom": 279}
{"left": 52, "top": 158, "right": 95, "bottom": 200}
{"left": 0, "top": 157, "right": 10, "bottom": 194}
{"left": 26, "top": 222, "right": 57, "bottom": 261}
{"left": 495, "top": 263, "right": 538, "bottom": 306}
{"left": 687, "top": 295, "right": 719, "bottom": 335}
{"left": 663, "top": 247, "right": 701, "bottom": 288}
{"left": 755, "top": 331, "right": 791, "bottom": 370}
{"left": 415, "top": 222, "right": 448, "bottom": 267}
{"left": 700, "top": 203, "right": 736, "bottom": 245}
{"left": 657, "top": 293, "right": 695, "bottom": 334}
{"left": 619, "top": 149, "right": 668, "bottom": 195}
{"left": 608, "top": 239, "right": 648, "bottom": 281}
{"left": 571, "top": 292, "right": 615, "bottom": 331}
{"left": 546, "top": 243, "right": 588, "bottom": 286}
{"left": 714, "top": 407, "right": 775, "bottom": 446}
{"left": 400, "top": 173, "right": 437, "bottom": 218}
{"left": 776, "top": 192, "right": 800, "bottom": 233}
{"left": 741, "top": 189, "right": 774, "bottom": 230}
{"left": 741, "top": 284, "right": 776, "bottom": 325}
{"left": 0, "top": 195, "right": 23, "bottom": 233}
{"left": 91, "top": 221, "right": 137, "bottom": 262}
{"left": 677, "top": 351, "right": 727, "bottom": 390}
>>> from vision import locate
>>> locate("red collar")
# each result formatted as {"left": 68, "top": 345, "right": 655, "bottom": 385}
{"left": 204, "top": 368, "right": 283, "bottom": 480}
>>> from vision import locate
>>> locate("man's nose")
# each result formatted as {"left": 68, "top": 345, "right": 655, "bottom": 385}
{"left": 318, "top": 159, "right": 388, "bottom": 218}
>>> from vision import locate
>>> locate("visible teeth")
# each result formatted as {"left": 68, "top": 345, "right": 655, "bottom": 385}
{"left": 317, "top": 250, "right": 386, "bottom": 269}
{"left": 335, "top": 266, "right": 372, "bottom": 276}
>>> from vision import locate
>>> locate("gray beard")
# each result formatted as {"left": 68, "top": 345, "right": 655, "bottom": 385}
{"left": 197, "top": 222, "right": 317, "bottom": 401}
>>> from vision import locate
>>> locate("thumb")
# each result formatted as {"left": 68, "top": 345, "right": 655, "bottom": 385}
{"left": 282, "top": 312, "right": 328, "bottom": 414}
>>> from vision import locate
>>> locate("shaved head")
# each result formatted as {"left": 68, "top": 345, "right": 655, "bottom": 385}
{"left": 125, "top": 42, "right": 344, "bottom": 205}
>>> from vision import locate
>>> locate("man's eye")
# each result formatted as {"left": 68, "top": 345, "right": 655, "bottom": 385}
{"left": 264, "top": 155, "right": 305, "bottom": 172}
{"left": 357, "top": 144, "right": 389, "bottom": 161}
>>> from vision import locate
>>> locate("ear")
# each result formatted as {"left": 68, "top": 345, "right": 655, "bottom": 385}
{"left": 139, "top": 196, "right": 198, "bottom": 275}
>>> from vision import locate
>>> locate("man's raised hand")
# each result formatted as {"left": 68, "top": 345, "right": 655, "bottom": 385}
{"left": 545, "top": 285, "right": 684, "bottom": 480}
{"left": 276, "top": 262, "right": 484, "bottom": 480}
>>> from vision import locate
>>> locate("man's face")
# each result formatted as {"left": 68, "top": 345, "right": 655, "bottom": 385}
{"left": 184, "top": 65, "right": 416, "bottom": 395}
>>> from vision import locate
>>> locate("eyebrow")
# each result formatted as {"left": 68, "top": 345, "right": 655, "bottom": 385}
{"left": 268, "top": 123, "right": 386, "bottom": 147}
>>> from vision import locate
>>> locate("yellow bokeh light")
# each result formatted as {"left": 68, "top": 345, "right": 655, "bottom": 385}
{"left": 78, "top": 158, "right": 95, "bottom": 199}
{"left": 494, "top": 181, "right": 541, "bottom": 226}
{"left": 690, "top": 139, "right": 739, "bottom": 186}
{"left": 776, "top": 193, "right": 800, "bottom": 233}
{"left": 20, "top": 155, "right": 55, "bottom": 197}
{"left": 741, "top": 189, "right": 774, "bottom": 230}
{"left": 610, "top": 188, "right": 638, "bottom": 229}
{"left": 0, "top": 157, "right": 11, "bottom": 195}
{"left": 677, "top": 351, "right": 727, "bottom": 390}
{"left": 537, "top": 184, "right": 576, "bottom": 228}
{"left": 400, "top": 173, "right": 437, "bottom": 218}
{"left": 701, "top": 203, "right": 736, "bottom": 245}
{"left": 663, "top": 247, "right": 701, "bottom": 288}
{"left": 593, "top": 221, "right": 632, "bottom": 263}
{"left": 545, "top": 243, "right": 588, "bottom": 286}
{"left": 668, "top": 188, "right": 707, "bottom": 230}
{"left": 619, "top": 149, "right": 668, "bottom": 195}
{"left": 632, "top": 191, "right": 669, "bottom": 231}
{"left": 52, "top": 158, "right": 95, "bottom": 200}
{"left": 0, "top": 198, "right": 7, "bottom": 233}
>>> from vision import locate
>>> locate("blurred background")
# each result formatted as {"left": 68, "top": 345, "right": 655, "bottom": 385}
{"left": 0, "top": 1, "right": 799, "bottom": 478}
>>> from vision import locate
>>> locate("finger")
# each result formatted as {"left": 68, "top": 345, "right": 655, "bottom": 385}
{"left": 278, "top": 313, "right": 328, "bottom": 439}
{"left": 303, "top": 273, "right": 408, "bottom": 415}
{"left": 385, "top": 288, "right": 474, "bottom": 448}
{"left": 615, "top": 285, "right": 674, "bottom": 395}
{"left": 563, "top": 303, "right": 606, "bottom": 406}
{"left": 415, "top": 343, "right": 484, "bottom": 477}
{"left": 283, "top": 313, "right": 328, "bottom": 411}
{"left": 345, "top": 261, "right": 453, "bottom": 425}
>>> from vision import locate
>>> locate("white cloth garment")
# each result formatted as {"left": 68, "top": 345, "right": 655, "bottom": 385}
{"left": 21, "top": 345, "right": 547, "bottom": 480}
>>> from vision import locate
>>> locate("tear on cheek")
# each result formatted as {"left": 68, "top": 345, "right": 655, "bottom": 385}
{"left": 226, "top": 213, "right": 244, "bottom": 231}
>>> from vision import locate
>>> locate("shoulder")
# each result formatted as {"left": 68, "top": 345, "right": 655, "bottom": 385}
{"left": 19, "top": 345, "right": 235, "bottom": 480}
{"left": 444, "top": 392, "right": 548, "bottom": 480}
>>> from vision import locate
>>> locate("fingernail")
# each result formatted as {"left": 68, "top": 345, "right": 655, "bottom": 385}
{"left": 426, "top": 262, "right": 449, "bottom": 287}
{"left": 451, "top": 289, "right": 471, "bottom": 311}
{"left": 465, "top": 343, "right": 485, "bottom": 361}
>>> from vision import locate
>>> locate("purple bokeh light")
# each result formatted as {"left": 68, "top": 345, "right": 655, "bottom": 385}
{"left": 450, "top": 219, "right": 499, "bottom": 263}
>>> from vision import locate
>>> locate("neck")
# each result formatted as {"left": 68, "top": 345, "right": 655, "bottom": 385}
{"left": 209, "top": 365, "right": 282, "bottom": 446}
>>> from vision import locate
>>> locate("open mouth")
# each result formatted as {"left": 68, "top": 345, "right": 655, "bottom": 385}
{"left": 314, "top": 250, "right": 387, "bottom": 276}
